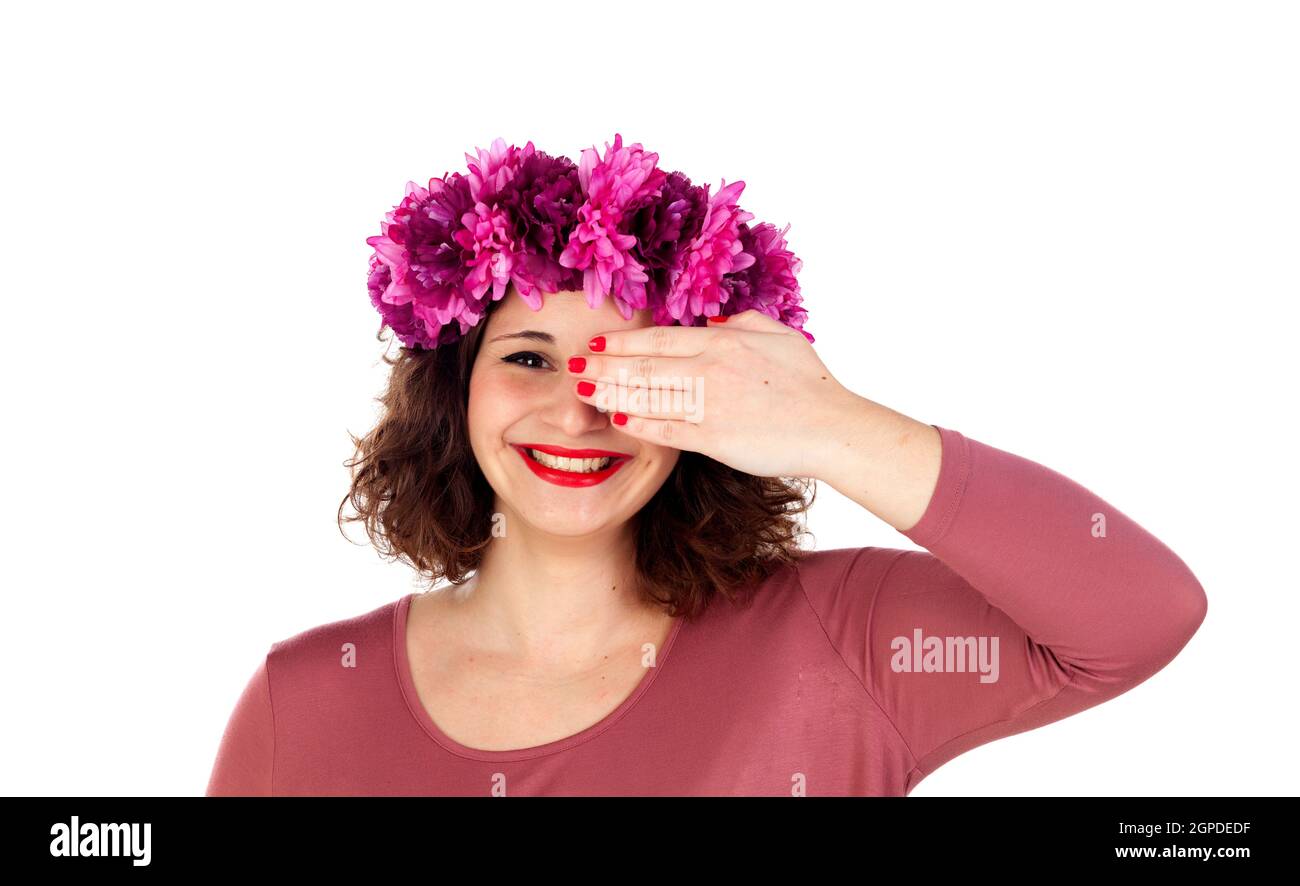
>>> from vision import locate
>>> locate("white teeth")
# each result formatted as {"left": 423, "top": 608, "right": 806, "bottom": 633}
{"left": 526, "top": 449, "right": 615, "bottom": 473}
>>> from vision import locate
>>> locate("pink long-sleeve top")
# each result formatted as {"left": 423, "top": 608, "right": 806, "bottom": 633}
{"left": 205, "top": 425, "right": 1207, "bottom": 796}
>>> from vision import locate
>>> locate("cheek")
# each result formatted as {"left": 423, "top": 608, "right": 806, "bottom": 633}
{"left": 639, "top": 445, "right": 680, "bottom": 477}
{"left": 468, "top": 371, "right": 541, "bottom": 433}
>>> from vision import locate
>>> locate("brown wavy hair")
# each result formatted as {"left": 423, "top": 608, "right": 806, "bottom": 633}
{"left": 338, "top": 295, "right": 817, "bottom": 621}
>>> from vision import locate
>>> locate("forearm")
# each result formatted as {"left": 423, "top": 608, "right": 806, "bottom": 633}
{"left": 810, "top": 391, "right": 943, "bottom": 533}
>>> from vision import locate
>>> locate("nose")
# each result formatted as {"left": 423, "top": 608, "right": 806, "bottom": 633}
{"left": 537, "top": 374, "right": 613, "bottom": 438}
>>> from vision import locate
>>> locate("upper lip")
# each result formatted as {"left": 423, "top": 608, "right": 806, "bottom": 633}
{"left": 514, "top": 443, "right": 632, "bottom": 459}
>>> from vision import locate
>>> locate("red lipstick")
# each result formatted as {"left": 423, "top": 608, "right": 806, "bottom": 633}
{"left": 511, "top": 443, "right": 632, "bottom": 487}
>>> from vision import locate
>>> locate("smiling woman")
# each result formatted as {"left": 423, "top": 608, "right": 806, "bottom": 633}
{"left": 338, "top": 286, "right": 815, "bottom": 619}
{"left": 205, "top": 135, "right": 1205, "bottom": 797}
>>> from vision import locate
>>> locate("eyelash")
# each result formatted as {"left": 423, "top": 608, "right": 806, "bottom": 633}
{"left": 501, "top": 351, "right": 551, "bottom": 370}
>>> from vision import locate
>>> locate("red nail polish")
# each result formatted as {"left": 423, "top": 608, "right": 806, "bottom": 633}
{"left": 708, "top": 315, "right": 728, "bottom": 322}
{"left": 577, "top": 380, "right": 596, "bottom": 396}
{"left": 613, "top": 412, "right": 628, "bottom": 426}
{"left": 568, "top": 356, "right": 586, "bottom": 373}
{"left": 589, "top": 335, "right": 605, "bottom": 351}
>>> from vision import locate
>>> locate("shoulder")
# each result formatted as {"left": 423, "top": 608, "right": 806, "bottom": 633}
{"left": 717, "top": 547, "right": 910, "bottom": 616}
{"left": 789, "top": 546, "right": 957, "bottom": 679}
{"left": 793, "top": 545, "right": 965, "bottom": 600}
{"left": 265, "top": 595, "right": 406, "bottom": 687}
{"left": 791, "top": 546, "right": 907, "bottom": 599}
{"left": 705, "top": 546, "right": 916, "bottom": 633}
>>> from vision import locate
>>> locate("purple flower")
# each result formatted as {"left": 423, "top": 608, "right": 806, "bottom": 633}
{"left": 494, "top": 149, "right": 586, "bottom": 305}
{"left": 365, "top": 172, "right": 484, "bottom": 349}
{"left": 626, "top": 170, "right": 709, "bottom": 309}
{"left": 720, "top": 221, "right": 813, "bottom": 342}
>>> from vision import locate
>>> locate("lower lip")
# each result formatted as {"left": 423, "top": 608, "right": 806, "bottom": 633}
{"left": 512, "top": 446, "right": 631, "bottom": 487}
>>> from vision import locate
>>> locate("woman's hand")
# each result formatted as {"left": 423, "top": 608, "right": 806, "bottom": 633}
{"left": 568, "top": 310, "right": 857, "bottom": 480}
{"left": 570, "top": 309, "right": 944, "bottom": 531}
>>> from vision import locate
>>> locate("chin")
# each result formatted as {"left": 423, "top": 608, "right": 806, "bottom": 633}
{"left": 511, "top": 506, "right": 633, "bottom": 538}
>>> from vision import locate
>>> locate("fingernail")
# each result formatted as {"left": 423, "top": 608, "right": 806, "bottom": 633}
{"left": 568, "top": 356, "right": 586, "bottom": 373}
{"left": 708, "top": 315, "right": 727, "bottom": 323}
{"left": 613, "top": 413, "right": 628, "bottom": 426}
{"left": 577, "top": 380, "right": 596, "bottom": 396}
{"left": 589, "top": 335, "right": 605, "bottom": 351}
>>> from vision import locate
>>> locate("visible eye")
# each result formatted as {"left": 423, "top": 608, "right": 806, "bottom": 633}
{"left": 501, "top": 351, "right": 551, "bottom": 370}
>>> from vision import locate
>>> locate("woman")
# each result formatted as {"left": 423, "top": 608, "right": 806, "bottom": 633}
{"left": 205, "top": 136, "right": 1207, "bottom": 796}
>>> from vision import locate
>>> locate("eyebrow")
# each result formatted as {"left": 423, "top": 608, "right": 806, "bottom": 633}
{"left": 487, "top": 330, "right": 557, "bottom": 346}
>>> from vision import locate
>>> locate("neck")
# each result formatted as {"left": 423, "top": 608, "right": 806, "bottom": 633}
{"left": 448, "top": 508, "right": 666, "bottom": 670}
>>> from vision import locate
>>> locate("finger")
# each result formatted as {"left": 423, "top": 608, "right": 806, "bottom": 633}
{"left": 586, "top": 323, "right": 712, "bottom": 357}
{"left": 574, "top": 379, "right": 705, "bottom": 423}
{"left": 707, "top": 308, "right": 803, "bottom": 335}
{"left": 607, "top": 410, "right": 704, "bottom": 452}
{"left": 568, "top": 353, "right": 700, "bottom": 393}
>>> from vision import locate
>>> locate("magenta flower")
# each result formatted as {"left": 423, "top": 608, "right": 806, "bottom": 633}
{"left": 559, "top": 133, "right": 668, "bottom": 319}
{"left": 719, "top": 222, "right": 813, "bottom": 342}
{"left": 364, "top": 173, "right": 484, "bottom": 349}
{"left": 627, "top": 170, "right": 709, "bottom": 308}
{"left": 366, "top": 255, "right": 416, "bottom": 345}
{"left": 365, "top": 136, "right": 813, "bottom": 348}
{"left": 464, "top": 137, "right": 532, "bottom": 204}
{"left": 493, "top": 149, "right": 585, "bottom": 305}
{"left": 453, "top": 200, "right": 523, "bottom": 305}
{"left": 662, "top": 178, "right": 755, "bottom": 323}
{"left": 454, "top": 138, "right": 540, "bottom": 306}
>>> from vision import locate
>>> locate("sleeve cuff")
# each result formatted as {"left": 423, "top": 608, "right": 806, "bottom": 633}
{"left": 900, "top": 424, "right": 971, "bottom": 549}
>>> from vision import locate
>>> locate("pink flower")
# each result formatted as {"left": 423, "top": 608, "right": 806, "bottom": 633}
{"left": 559, "top": 134, "right": 667, "bottom": 319}
{"left": 663, "top": 179, "right": 755, "bottom": 322}
{"left": 464, "top": 137, "right": 533, "bottom": 204}
{"left": 454, "top": 138, "right": 538, "bottom": 307}
{"left": 453, "top": 200, "right": 523, "bottom": 304}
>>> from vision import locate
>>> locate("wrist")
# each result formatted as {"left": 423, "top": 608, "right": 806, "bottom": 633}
{"left": 810, "top": 392, "right": 943, "bottom": 533}
{"left": 806, "top": 389, "right": 896, "bottom": 483}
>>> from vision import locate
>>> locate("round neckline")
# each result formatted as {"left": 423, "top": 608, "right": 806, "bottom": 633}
{"left": 392, "top": 591, "right": 685, "bottom": 762}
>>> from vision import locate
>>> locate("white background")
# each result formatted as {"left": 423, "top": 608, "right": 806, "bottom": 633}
{"left": 1, "top": 0, "right": 1295, "bottom": 797}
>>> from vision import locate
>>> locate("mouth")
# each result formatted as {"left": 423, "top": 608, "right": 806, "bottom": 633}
{"left": 510, "top": 443, "right": 633, "bottom": 487}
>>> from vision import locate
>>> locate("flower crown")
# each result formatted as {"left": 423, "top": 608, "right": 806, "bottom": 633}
{"left": 365, "top": 134, "right": 812, "bottom": 350}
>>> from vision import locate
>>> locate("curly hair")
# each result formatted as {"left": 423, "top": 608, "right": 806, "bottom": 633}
{"left": 338, "top": 295, "right": 817, "bottom": 621}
